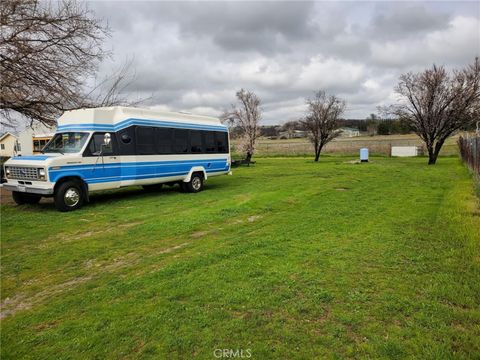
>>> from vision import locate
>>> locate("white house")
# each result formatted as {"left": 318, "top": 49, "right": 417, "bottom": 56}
{"left": 17, "top": 123, "right": 55, "bottom": 155}
{"left": 339, "top": 127, "right": 360, "bottom": 137}
{"left": 0, "top": 132, "right": 20, "bottom": 157}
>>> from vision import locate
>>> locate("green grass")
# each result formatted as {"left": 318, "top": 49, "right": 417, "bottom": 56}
{"left": 1, "top": 156, "right": 479, "bottom": 359}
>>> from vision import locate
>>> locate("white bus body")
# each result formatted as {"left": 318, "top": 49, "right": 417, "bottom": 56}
{"left": 3, "top": 107, "right": 231, "bottom": 211}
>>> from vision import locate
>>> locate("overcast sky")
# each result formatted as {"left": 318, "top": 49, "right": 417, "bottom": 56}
{"left": 90, "top": 1, "right": 480, "bottom": 125}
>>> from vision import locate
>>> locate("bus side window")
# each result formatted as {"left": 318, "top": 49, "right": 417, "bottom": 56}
{"left": 174, "top": 129, "right": 189, "bottom": 154}
{"left": 215, "top": 132, "right": 228, "bottom": 153}
{"left": 156, "top": 128, "right": 173, "bottom": 154}
{"left": 204, "top": 131, "right": 216, "bottom": 153}
{"left": 190, "top": 130, "right": 203, "bottom": 153}
{"left": 136, "top": 126, "right": 156, "bottom": 155}
{"left": 85, "top": 132, "right": 115, "bottom": 156}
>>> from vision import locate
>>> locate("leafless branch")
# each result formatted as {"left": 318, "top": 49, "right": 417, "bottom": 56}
{"left": 0, "top": 0, "right": 147, "bottom": 129}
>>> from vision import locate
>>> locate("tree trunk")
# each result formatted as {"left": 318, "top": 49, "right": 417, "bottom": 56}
{"left": 427, "top": 139, "right": 445, "bottom": 165}
{"left": 245, "top": 152, "right": 252, "bottom": 166}
{"left": 427, "top": 145, "right": 436, "bottom": 165}
{"left": 314, "top": 143, "right": 323, "bottom": 162}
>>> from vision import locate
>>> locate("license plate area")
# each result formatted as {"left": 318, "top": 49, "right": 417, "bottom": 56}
{"left": 17, "top": 185, "right": 26, "bottom": 192}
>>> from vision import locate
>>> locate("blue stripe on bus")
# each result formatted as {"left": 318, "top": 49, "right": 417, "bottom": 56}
{"left": 85, "top": 168, "right": 229, "bottom": 184}
{"left": 48, "top": 158, "right": 230, "bottom": 183}
{"left": 57, "top": 118, "right": 228, "bottom": 132}
{"left": 48, "top": 158, "right": 228, "bottom": 172}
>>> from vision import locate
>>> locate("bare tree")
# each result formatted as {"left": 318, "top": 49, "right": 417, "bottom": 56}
{"left": 388, "top": 58, "right": 480, "bottom": 164}
{"left": 221, "top": 89, "right": 261, "bottom": 163}
{"left": 301, "top": 91, "right": 345, "bottom": 162}
{"left": 0, "top": 0, "right": 141, "bottom": 129}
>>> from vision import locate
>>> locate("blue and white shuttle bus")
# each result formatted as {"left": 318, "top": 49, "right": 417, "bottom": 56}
{"left": 3, "top": 107, "right": 231, "bottom": 211}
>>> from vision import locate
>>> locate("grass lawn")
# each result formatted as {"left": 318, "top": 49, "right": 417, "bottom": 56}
{"left": 1, "top": 156, "right": 479, "bottom": 359}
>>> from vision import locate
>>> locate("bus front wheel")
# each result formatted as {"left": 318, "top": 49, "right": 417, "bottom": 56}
{"left": 54, "top": 181, "right": 84, "bottom": 212}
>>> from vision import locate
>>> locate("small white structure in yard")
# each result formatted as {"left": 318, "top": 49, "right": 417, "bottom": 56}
{"left": 391, "top": 146, "right": 419, "bottom": 157}
{"left": 360, "top": 148, "right": 369, "bottom": 162}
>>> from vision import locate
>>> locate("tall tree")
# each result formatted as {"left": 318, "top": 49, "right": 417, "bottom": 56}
{"left": 221, "top": 89, "right": 261, "bottom": 163}
{"left": 389, "top": 58, "right": 480, "bottom": 164}
{"left": 0, "top": 0, "right": 138, "bottom": 129}
{"left": 301, "top": 91, "right": 345, "bottom": 162}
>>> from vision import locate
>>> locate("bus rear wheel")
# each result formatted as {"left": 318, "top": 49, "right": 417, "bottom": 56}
{"left": 181, "top": 173, "right": 204, "bottom": 193}
{"left": 54, "top": 181, "right": 84, "bottom": 212}
{"left": 12, "top": 191, "right": 41, "bottom": 205}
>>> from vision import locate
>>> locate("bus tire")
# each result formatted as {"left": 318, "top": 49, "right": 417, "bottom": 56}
{"left": 183, "top": 173, "right": 204, "bottom": 193}
{"left": 12, "top": 191, "right": 41, "bottom": 205}
{"left": 54, "top": 180, "right": 84, "bottom": 212}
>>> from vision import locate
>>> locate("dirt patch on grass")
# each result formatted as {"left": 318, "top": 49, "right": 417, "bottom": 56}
{"left": 0, "top": 275, "right": 92, "bottom": 319}
{"left": 228, "top": 219, "right": 244, "bottom": 225}
{"left": 0, "top": 187, "right": 15, "bottom": 205}
{"left": 335, "top": 188, "right": 349, "bottom": 191}
{"left": 158, "top": 243, "right": 189, "bottom": 254}
{"left": 248, "top": 215, "right": 263, "bottom": 222}
{"left": 40, "top": 223, "right": 144, "bottom": 249}
{"left": 118, "top": 221, "right": 144, "bottom": 228}
{"left": 191, "top": 231, "right": 209, "bottom": 238}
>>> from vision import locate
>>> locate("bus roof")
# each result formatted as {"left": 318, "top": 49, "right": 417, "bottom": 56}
{"left": 57, "top": 106, "right": 227, "bottom": 133}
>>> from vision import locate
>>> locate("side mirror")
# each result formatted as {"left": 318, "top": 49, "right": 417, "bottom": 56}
{"left": 103, "top": 133, "right": 111, "bottom": 146}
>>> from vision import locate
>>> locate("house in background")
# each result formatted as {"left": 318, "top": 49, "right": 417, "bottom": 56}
{"left": 17, "top": 123, "right": 55, "bottom": 155}
{"left": 339, "top": 127, "right": 360, "bottom": 137}
{"left": 0, "top": 132, "right": 21, "bottom": 157}
{"left": 0, "top": 124, "right": 55, "bottom": 157}
{"left": 278, "top": 130, "right": 308, "bottom": 139}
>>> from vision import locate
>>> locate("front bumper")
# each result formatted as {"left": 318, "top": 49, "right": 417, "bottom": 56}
{"left": 3, "top": 183, "right": 54, "bottom": 195}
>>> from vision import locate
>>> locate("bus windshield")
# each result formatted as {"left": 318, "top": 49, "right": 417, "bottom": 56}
{"left": 43, "top": 132, "right": 90, "bottom": 154}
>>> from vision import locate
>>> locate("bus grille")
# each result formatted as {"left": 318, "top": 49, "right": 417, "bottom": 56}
{"left": 8, "top": 167, "right": 39, "bottom": 180}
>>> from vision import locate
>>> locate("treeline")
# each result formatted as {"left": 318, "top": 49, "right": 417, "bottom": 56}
{"left": 253, "top": 119, "right": 477, "bottom": 138}
{"left": 230, "top": 118, "right": 414, "bottom": 138}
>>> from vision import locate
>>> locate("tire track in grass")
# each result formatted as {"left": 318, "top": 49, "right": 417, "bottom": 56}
{"left": 0, "top": 212, "right": 269, "bottom": 319}
{"left": 0, "top": 242, "right": 190, "bottom": 319}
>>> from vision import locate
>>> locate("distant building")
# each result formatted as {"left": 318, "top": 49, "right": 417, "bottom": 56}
{"left": 0, "top": 124, "right": 55, "bottom": 157}
{"left": 17, "top": 123, "right": 55, "bottom": 155}
{"left": 278, "top": 130, "right": 308, "bottom": 139}
{"left": 339, "top": 127, "right": 360, "bottom": 137}
{"left": 0, "top": 132, "right": 21, "bottom": 157}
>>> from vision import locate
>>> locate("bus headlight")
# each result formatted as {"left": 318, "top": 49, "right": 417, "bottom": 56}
{"left": 38, "top": 168, "right": 46, "bottom": 180}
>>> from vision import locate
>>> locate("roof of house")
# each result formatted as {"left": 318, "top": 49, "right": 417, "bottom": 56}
{"left": 0, "top": 132, "right": 18, "bottom": 142}
{"left": 339, "top": 127, "right": 360, "bottom": 132}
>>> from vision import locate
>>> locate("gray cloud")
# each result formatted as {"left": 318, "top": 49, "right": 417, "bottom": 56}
{"left": 370, "top": 3, "right": 452, "bottom": 40}
{"left": 89, "top": 1, "right": 480, "bottom": 123}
